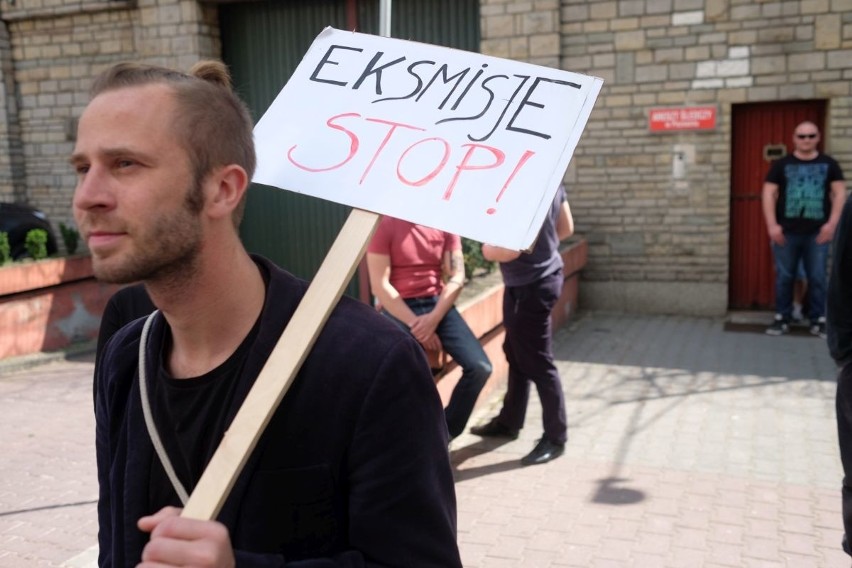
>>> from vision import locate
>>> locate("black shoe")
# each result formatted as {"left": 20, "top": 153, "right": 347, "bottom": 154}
{"left": 520, "top": 437, "right": 565, "bottom": 466}
{"left": 470, "top": 418, "right": 519, "bottom": 440}
{"left": 766, "top": 314, "right": 789, "bottom": 336}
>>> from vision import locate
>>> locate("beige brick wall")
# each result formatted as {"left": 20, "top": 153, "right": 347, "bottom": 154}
{"left": 0, "top": 0, "right": 219, "bottom": 244}
{"left": 549, "top": 0, "right": 849, "bottom": 315}
{"left": 0, "top": 0, "right": 849, "bottom": 317}
{"left": 480, "top": 0, "right": 560, "bottom": 67}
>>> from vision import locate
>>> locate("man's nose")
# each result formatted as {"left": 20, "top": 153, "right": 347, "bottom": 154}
{"left": 72, "top": 166, "right": 114, "bottom": 212}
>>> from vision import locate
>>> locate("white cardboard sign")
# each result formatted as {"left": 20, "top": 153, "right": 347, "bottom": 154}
{"left": 253, "top": 27, "right": 602, "bottom": 250}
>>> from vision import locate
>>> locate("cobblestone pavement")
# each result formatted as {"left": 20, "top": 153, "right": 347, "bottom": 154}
{"left": 0, "top": 312, "right": 847, "bottom": 567}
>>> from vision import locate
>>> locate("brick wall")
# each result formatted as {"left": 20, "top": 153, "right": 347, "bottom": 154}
{"left": 482, "top": 0, "right": 852, "bottom": 315}
{"left": 0, "top": 0, "right": 850, "bottom": 316}
{"left": 0, "top": 0, "right": 219, "bottom": 246}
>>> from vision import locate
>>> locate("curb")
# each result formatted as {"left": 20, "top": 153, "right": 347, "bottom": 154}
{"left": 0, "top": 339, "right": 97, "bottom": 375}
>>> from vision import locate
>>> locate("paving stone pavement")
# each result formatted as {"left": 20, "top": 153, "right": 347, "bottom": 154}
{"left": 453, "top": 313, "right": 848, "bottom": 567}
{"left": 0, "top": 312, "right": 848, "bottom": 567}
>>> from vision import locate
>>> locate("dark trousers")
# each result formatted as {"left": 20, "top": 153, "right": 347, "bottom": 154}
{"left": 837, "top": 361, "right": 852, "bottom": 555}
{"left": 496, "top": 270, "right": 567, "bottom": 444}
{"left": 384, "top": 298, "right": 492, "bottom": 439}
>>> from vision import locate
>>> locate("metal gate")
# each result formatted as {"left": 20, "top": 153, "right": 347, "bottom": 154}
{"left": 219, "top": 0, "right": 480, "bottom": 298}
{"left": 729, "top": 100, "right": 827, "bottom": 309}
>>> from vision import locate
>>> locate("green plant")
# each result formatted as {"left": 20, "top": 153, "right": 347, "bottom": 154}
{"left": 24, "top": 228, "right": 49, "bottom": 260}
{"left": 59, "top": 222, "right": 80, "bottom": 255}
{"left": 0, "top": 231, "right": 10, "bottom": 265}
{"left": 461, "top": 237, "right": 495, "bottom": 278}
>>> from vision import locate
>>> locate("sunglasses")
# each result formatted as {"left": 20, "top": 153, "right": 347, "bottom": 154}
{"left": 796, "top": 133, "right": 818, "bottom": 139}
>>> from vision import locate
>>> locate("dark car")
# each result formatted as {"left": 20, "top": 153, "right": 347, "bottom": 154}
{"left": 0, "top": 202, "right": 59, "bottom": 260}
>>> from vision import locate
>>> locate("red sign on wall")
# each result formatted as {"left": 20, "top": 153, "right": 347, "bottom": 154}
{"left": 649, "top": 106, "right": 717, "bottom": 132}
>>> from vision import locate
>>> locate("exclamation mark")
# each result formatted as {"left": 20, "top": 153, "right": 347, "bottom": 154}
{"left": 487, "top": 150, "right": 535, "bottom": 215}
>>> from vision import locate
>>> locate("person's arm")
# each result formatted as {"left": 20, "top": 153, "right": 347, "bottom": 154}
{"left": 344, "top": 336, "right": 462, "bottom": 566}
{"left": 366, "top": 252, "right": 441, "bottom": 351}
{"left": 762, "top": 181, "right": 785, "bottom": 245}
{"left": 828, "top": 200, "right": 852, "bottom": 365}
{"left": 94, "top": 350, "right": 114, "bottom": 568}
{"left": 407, "top": 247, "right": 464, "bottom": 343}
{"left": 365, "top": 252, "right": 416, "bottom": 325}
{"left": 817, "top": 180, "right": 848, "bottom": 244}
{"left": 481, "top": 243, "right": 521, "bottom": 263}
{"left": 556, "top": 200, "right": 574, "bottom": 241}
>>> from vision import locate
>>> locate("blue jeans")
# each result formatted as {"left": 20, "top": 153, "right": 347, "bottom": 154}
{"left": 383, "top": 297, "right": 492, "bottom": 439}
{"left": 772, "top": 232, "right": 829, "bottom": 321}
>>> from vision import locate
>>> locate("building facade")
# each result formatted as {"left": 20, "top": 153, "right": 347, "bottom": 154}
{"left": 1, "top": 0, "right": 849, "bottom": 316}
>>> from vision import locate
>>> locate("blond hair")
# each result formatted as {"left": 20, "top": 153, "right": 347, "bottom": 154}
{"left": 90, "top": 60, "right": 256, "bottom": 226}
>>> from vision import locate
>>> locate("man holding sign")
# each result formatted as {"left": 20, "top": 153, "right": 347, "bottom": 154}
{"left": 74, "top": 61, "right": 461, "bottom": 566}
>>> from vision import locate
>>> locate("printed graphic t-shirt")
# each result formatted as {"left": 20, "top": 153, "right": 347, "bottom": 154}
{"left": 765, "top": 153, "right": 845, "bottom": 234}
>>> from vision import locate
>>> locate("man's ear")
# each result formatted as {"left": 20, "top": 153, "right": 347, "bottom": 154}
{"left": 207, "top": 165, "right": 249, "bottom": 220}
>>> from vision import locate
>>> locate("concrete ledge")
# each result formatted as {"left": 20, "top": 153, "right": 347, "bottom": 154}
{"left": 581, "top": 280, "right": 727, "bottom": 317}
{"left": 0, "top": 256, "right": 121, "bottom": 360}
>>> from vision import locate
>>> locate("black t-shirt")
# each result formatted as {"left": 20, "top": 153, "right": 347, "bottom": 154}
{"left": 765, "top": 153, "right": 845, "bottom": 234}
{"left": 147, "top": 316, "right": 261, "bottom": 510}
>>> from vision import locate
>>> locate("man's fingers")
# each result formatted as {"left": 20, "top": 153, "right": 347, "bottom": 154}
{"left": 150, "top": 515, "right": 230, "bottom": 542}
{"left": 140, "top": 535, "right": 220, "bottom": 567}
{"left": 138, "top": 507, "right": 182, "bottom": 533}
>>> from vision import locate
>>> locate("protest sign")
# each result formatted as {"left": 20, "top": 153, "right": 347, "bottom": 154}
{"left": 182, "top": 28, "right": 602, "bottom": 521}
{"left": 254, "top": 27, "right": 603, "bottom": 250}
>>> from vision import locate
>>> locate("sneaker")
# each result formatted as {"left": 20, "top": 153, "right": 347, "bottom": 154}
{"left": 765, "top": 314, "right": 789, "bottom": 336}
{"left": 792, "top": 303, "right": 804, "bottom": 322}
{"left": 470, "top": 418, "right": 519, "bottom": 440}
{"left": 810, "top": 317, "right": 827, "bottom": 339}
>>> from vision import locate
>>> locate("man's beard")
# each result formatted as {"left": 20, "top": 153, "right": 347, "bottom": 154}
{"left": 92, "top": 184, "right": 204, "bottom": 286}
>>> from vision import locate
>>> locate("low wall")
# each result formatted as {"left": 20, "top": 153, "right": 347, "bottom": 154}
{"left": 0, "top": 256, "right": 120, "bottom": 360}
{"left": 0, "top": 238, "right": 588, "bottom": 373}
{"left": 435, "top": 237, "right": 587, "bottom": 416}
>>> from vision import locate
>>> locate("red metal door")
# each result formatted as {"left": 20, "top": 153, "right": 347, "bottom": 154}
{"left": 729, "top": 100, "right": 826, "bottom": 309}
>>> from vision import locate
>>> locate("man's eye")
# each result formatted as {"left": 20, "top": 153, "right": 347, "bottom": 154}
{"left": 117, "top": 159, "right": 136, "bottom": 168}
{"left": 76, "top": 165, "right": 90, "bottom": 175}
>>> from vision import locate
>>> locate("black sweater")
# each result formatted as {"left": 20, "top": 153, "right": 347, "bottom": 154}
{"left": 95, "top": 256, "right": 461, "bottom": 567}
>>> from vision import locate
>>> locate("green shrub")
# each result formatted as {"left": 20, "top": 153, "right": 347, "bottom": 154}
{"left": 59, "top": 222, "right": 80, "bottom": 255}
{"left": 25, "top": 228, "right": 49, "bottom": 260}
{"left": 0, "top": 231, "right": 10, "bottom": 265}
{"left": 461, "top": 237, "right": 495, "bottom": 278}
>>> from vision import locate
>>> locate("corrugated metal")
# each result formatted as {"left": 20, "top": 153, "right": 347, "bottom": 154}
{"left": 219, "top": 1, "right": 357, "bottom": 295}
{"left": 729, "top": 100, "right": 827, "bottom": 309}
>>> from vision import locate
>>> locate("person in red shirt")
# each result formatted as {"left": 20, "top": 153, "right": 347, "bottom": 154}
{"left": 367, "top": 218, "right": 492, "bottom": 441}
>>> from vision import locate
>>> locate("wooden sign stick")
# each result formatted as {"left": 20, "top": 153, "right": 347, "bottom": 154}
{"left": 181, "top": 208, "right": 380, "bottom": 520}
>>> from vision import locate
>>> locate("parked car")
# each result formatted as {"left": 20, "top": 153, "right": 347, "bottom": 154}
{"left": 0, "top": 202, "right": 59, "bottom": 260}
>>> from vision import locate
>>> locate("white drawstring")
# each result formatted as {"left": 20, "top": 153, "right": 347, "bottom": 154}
{"left": 138, "top": 310, "right": 190, "bottom": 505}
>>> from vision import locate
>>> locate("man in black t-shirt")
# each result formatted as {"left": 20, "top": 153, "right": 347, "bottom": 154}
{"left": 75, "top": 61, "right": 461, "bottom": 567}
{"left": 762, "top": 121, "right": 846, "bottom": 337}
